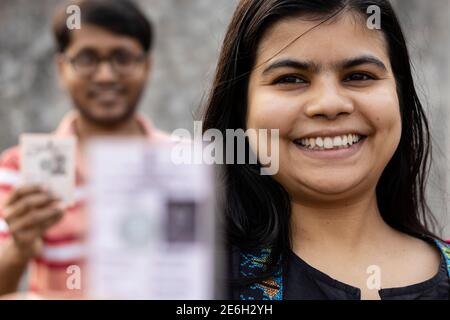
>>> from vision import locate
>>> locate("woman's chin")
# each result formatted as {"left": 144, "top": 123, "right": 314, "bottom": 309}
{"left": 311, "top": 184, "right": 358, "bottom": 196}
{"left": 289, "top": 176, "right": 369, "bottom": 200}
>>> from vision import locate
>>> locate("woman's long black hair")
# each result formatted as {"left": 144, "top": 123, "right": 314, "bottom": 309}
{"left": 202, "top": 0, "right": 440, "bottom": 287}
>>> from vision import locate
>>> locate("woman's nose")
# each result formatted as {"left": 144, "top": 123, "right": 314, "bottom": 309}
{"left": 304, "top": 78, "right": 354, "bottom": 120}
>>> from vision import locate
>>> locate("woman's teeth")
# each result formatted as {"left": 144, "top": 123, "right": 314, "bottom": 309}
{"left": 295, "top": 134, "right": 363, "bottom": 150}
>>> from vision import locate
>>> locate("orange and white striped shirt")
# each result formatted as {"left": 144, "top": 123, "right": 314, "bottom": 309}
{"left": 0, "top": 111, "right": 170, "bottom": 297}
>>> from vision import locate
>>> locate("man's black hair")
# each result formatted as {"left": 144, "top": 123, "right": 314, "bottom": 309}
{"left": 52, "top": 0, "right": 154, "bottom": 53}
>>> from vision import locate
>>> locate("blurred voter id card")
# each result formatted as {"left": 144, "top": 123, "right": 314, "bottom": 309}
{"left": 86, "top": 139, "right": 218, "bottom": 300}
{"left": 20, "top": 134, "right": 76, "bottom": 204}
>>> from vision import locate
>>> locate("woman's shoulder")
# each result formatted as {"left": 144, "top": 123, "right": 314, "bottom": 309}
{"left": 401, "top": 234, "right": 449, "bottom": 262}
{"left": 393, "top": 233, "right": 450, "bottom": 284}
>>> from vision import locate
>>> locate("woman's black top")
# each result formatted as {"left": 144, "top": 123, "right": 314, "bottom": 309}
{"left": 228, "top": 236, "right": 450, "bottom": 300}
{"left": 283, "top": 246, "right": 449, "bottom": 300}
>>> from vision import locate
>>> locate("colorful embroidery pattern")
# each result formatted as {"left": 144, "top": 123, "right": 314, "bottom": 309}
{"left": 239, "top": 248, "right": 283, "bottom": 300}
{"left": 434, "top": 239, "right": 450, "bottom": 277}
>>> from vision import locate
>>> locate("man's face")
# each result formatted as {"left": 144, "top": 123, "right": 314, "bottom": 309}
{"left": 57, "top": 24, "right": 151, "bottom": 127}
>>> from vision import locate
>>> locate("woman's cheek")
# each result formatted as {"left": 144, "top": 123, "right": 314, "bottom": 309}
{"left": 248, "top": 91, "right": 300, "bottom": 134}
{"left": 358, "top": 87, "right": 402, "bottom": 160}
{"left": 357, "top": 84, "right": 401, "bottom": 129}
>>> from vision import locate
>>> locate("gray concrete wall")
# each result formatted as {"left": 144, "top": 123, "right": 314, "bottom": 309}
{"left": 0, "top": 0, "right": 448, "bottom": 236}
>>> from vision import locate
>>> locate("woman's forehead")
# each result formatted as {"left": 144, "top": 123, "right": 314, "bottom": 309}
{"left": 255, "top": 12, "right": 389, "bottom": 69}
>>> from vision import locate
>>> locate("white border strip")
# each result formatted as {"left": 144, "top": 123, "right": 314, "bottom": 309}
{"left": 40, "top": 243, "right": 85, "bottom": 262}
{"left": 0, "top": 219, "right": 9, "bottom": 233}
{"left": 0, "top": 169, "right": 20, "bottom": 186}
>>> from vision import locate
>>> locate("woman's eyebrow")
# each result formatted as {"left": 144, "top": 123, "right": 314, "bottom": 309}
{"left": 262, "top": 55, "right": 387, "bottom": 75}
{"left": 338, "top": 55, "right": 387, "bottom": 71}
{"left": 262, "top": 59, "right": 320, "bottom": 75}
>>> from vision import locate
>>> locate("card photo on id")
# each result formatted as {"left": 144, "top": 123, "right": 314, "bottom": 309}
{"left": 19, "top": 134, "right": 76, "bottom": 204}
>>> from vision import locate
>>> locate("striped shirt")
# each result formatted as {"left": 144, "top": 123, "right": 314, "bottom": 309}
{"left": 0, "top": 111, "right": 170, "bottom": 297}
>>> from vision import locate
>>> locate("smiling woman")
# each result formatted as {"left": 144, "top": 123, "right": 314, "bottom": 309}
{"left": 202, "top": 0, "right": 450, "bottom": 300}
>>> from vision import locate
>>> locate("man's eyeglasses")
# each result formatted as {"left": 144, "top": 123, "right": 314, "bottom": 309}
{"left": 64, "top": 49, "right": 147, "bottom": 77}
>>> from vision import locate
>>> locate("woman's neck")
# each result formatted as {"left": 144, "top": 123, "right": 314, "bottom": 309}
{"left": 290, "top": 192, "right": 397, "bottom": 255}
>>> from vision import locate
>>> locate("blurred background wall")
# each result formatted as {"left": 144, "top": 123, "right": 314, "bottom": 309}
{"left": 390, "top": 0, "right": 450, "bottom": 238}
{"left": 0, "top": 0, "right": 449, "bottom": 237}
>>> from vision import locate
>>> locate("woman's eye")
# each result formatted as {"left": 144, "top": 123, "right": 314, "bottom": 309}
{"left": 275, "top": 76, "right": 307, "bottom": 85}
{"left": 344, "top": 73, "right": 374, "bottom": 82}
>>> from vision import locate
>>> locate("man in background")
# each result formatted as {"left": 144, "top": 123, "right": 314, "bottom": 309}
{"left": 0, "top": 0, "right": 168, "bottom": 297}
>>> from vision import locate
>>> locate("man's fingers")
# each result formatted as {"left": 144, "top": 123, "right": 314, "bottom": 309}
{"left": 4, "top": 185, "right": 44, "bottom": 207}
{"left": 4, "top": 193, "right": 59, "bottom": 221}
{"left": 8, "top": 207, "right": 63, "bottom": 235}
{"left": 40, "top": 212, "right": 64, "bottom": 231}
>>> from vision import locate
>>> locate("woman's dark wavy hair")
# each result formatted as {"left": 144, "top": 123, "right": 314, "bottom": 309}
{"left": 202, "top": 0, "right": 440, "bottom": 287}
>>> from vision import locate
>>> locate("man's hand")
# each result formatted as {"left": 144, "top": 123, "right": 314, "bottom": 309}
{"left": 3, "top": 185, "right": 64, "bottom": 262}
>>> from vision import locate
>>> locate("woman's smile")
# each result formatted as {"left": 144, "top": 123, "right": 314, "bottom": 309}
{"left": 293, "top": 133, "right": 367, "bottom": 160}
